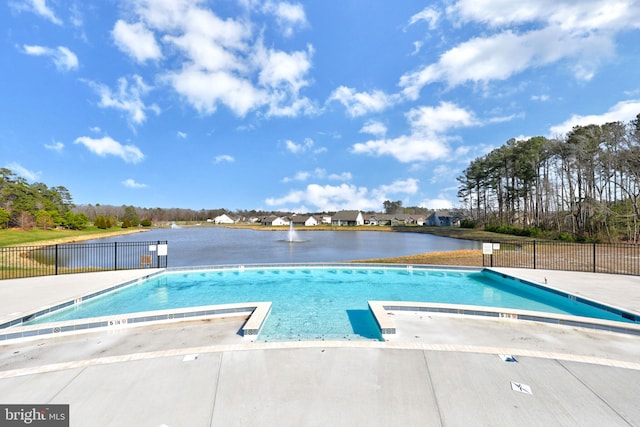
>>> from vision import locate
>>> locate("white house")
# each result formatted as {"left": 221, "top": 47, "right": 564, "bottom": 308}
{"left": 214, "top": 214, "right": 235, "bottom": 224}
{"left": 304, "top": 215, "right": 319, "bottom": 226}
{"left": 261, "top": 216, "right": 289, "bottom": 226}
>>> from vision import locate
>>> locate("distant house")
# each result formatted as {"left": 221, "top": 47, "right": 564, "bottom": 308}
{"left": 331, "top": 210, "right": 364, "bottom": 226}
{"left": 290, "top": 215, "right": 319, "bottom": 226}
{"left": 425, "top": 210, "right": 456, "bottom": 227}
{"left": 374, "top": 214, "right": 394, "bottom": 226}
{"left": 260, "top": 215, "right": 288, "bottom": 226}
{"left": 414, "top": 215, "right": 426, "bottom": 226}
{"left": 304, "top": 215, "right": 319, "bottom": 226}
{"left": 214, "top": 214, "right": 235, "bottom": 224}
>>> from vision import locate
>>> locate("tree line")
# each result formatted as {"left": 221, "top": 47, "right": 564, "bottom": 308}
{"left": 0, "top": 168, "right": 87, "bottom": 229}
{"left": 1, "top": 168, "right": 445, "bottom": 232}
{"left": 457, "top": 114, "right": 640, "bottom": 242}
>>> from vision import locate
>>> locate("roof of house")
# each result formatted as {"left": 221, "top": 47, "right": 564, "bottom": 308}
{"left": 332, "top": 210, "right": 362, "bottom": 221}
{"left": 292, "top": 215, "right": 316, "bottom": 222}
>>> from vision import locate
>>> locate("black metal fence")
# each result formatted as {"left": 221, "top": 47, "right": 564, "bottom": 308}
{"left": 0, "top": 241, "right": 168, "bottom": 280}
{"left": 482, "top": 240, "right": 640, "bottom": 276}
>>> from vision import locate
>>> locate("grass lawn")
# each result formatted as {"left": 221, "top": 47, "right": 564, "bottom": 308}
{"left": 0, "top": 227, "right": 148, "bottom": 247}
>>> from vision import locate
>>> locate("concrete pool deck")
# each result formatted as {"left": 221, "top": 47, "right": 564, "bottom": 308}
{"left": 1, "top": 267, "right": 640, "bottom": 426}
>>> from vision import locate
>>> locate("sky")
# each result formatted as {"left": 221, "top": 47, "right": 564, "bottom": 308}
{"left": 2, "top": 0, "right": 640, "bottom": 213}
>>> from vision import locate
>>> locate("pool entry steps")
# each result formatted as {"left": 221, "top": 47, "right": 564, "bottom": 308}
{"left": 0, "top": 302, "right": 272, "bottom": 343}
{"left": 368, "top": 301, "right": 640, "bottom": 338}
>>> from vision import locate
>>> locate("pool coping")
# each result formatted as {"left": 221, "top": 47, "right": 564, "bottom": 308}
{"left": 484, "top": 268, "right": 640, "bottom": 321}
{"left": 369, "top": 301, "right": 640, "bottom": 337}
{"left": 0, "top": 270, "right": 166, "bottom": 329}
{"left": 0, "top": 302, "right": 272, "bottom": 344}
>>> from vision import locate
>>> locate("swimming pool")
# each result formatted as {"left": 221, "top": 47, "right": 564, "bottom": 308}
{"left": 24, "top": 265, "right": 638, "bottom": 341}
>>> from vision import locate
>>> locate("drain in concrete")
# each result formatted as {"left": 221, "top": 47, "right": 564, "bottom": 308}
{"left": 511, "top": 381, "right": 532, "bottom": 394}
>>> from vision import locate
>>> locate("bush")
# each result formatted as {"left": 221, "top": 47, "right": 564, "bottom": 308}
{"left": 140, "top": 218, "right": 152, "bottom": 227}
{"left": 460, "top": 219, "right": 476, "bottom": 229}
{"left": 484, "top": 224, "right": 542, "bottom": 238}
{"left": 94, "top": 215, "right": 113, "bottom": 229}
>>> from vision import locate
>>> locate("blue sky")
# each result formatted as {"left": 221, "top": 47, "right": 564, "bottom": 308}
{"left": 2, "top": 0, "right": 640, "bottom": 212}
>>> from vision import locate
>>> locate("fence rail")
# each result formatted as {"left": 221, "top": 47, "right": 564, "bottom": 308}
{"left": 482, "top": 240, "right": 640, "bottom": 276}
{"left": 0, "top": 241, "right": 168, "bottom": 280}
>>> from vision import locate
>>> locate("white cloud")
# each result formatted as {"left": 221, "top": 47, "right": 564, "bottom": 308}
{"left": 352, "top": 102, "right": 478, "bottom": 163}
{"left": 74, "top": 136, "right": 144, "bottom": 164}
{"left": 266, "top": 178, "right": 419, "bottom": 212}
{"left": 329, "top": 86, "right": 398, "bottom": 117}
{"left": 89, "top": 126, "right": 101, "bottom": 133}
{"left": 328, "top": 172, "right": 352, "bottom": 181}
{"left": 399, "top": 0, "right": 638, "bottom": 99}
{"left": 254, "top": 43, "right": 315, "bottom": 116}
{"left": 360, "top": 120, "right": 387, "bottom": 137}
{"left": 429, "top": 165, "right": 453, "bottom": 183}
{"left": 122, "top": 178, "right": 148, "bottom": 188}
{"left": 263, "top": 1, "right": 307, "bottom": 37}
{"left": 451, "top": 0, "right": 638, "bottom": 30}
{"left": 214, "top": 154, "right": 235, "bottom": 164}
{"left": 420, "top": 197, "right": 454, "bottom": 210}
{"left": 112, "top": 20, "right": 162, "bottom": 63}
{"left": 22, "top": 45, "right": 78, "bottom": 71}
{"left": 487, "top": 113, "right": 523, "bottom": 124}
{"left": 531, "top": 94, "right": 550, "bottom": 102}
{"left": 282, "top": 168, "right": 352, "bottom": 183}
{"left": 409, "top": 102, "right": 479, "bottom": 133}
{"left": 411, "top": 41, "right": 424, "bottom": 56}
{"left": 44, "top": 141, "right": 64, "bottom": 152}
{"left": 549, "top": 99, "right": 640, "bottom": 136}
{"left": 375, "top": 178, "right": 420, "bottom": 196}
{"left": 164, "top": 66, "right": 265, "bottom": 117}
{"left": 255, "top": 46, "right": 313, "bottom": 93}
{"left": 12, "top": 0, "right": 62, "bottom": 25}
{"left": 265, "top": 183, "right": 373, "bottom": 211}
{"left": 284, "top": 138, "right": 314, "bottom": 153}
{"left": 282, "top": 171, "right": 311, "bottom": 183}
{"left": 5, "top": 162, "right": 40, "bottom": 182}
{"left": 177, "top": 131, "right": 188, "bottom": 139}
{"left": 408, "top": 7, "right": 440, "bottom": 29}
{"left": 87, "top": 75, "right": 159, "bottom": 125}
{"left": 116, "top": 0, "right": 315, "bottom": 119}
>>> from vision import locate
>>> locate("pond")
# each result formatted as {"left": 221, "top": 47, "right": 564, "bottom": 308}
{"left": 84, "top": 227, "right": 481, "bottom": 267}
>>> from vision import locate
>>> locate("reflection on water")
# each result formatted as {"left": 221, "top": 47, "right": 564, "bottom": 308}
{"left": 81, "top": 227, "right": 481, "bottom": 267}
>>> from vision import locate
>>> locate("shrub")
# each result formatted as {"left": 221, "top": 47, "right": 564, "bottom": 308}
{"left": 484, "top": 224, "right": 542, "bottom": 238}
{"left": 94, "top": 215, "right": 112, "bottom": 229}
{"left": 460, "top": 219, "right": 476, "bottom": 229}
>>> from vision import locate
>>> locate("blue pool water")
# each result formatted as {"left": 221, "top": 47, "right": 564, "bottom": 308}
{"left": 27, "top": 266, "right": 635, "bottom": 341}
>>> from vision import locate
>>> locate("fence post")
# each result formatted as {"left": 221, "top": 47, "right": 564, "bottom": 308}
{"left": 490, "top": 243, "right": 493, "bottom": 267}
{"left": 533, "top": 240, "right": 536, "bottom": 270}
{"left": 593, "top": 242, "right": 596, "bottom": 273}
{"left": 55, "top": 244, "right": 59, "bottom": 275}
{"left": 114, "top": 241, "right": 118, "bottom": 271}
